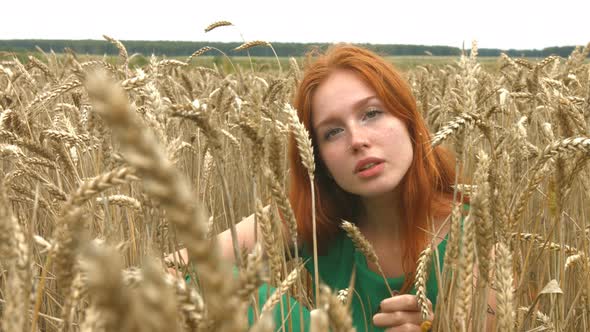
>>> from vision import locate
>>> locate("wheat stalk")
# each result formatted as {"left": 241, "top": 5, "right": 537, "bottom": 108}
{"left": 340, "top": 220, "right": 395, "bottom": 296}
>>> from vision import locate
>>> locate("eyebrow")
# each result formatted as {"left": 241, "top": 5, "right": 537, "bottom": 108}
{"left": 314, "top": 95, "right": 380, "bottom": 130}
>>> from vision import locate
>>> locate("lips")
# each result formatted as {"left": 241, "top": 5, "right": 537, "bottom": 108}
{"left": 354, "top": 157, "right": 384, "bottom": 173}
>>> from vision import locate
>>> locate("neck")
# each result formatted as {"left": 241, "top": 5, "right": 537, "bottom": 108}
{"left": 358, "top": 190, "right": 403, "bottom": 240}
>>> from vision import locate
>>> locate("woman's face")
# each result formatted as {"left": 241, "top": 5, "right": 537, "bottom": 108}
{"left": 311, "top": 69, "right": 414, "bottom": 199}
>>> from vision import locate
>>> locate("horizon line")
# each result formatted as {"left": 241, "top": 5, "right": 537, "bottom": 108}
{"left": 1, "top": 38, "right": 586, "bottom": 51}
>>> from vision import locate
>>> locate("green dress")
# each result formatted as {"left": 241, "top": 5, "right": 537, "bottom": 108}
{"left": 248, "top": 230, "right": 448, "bottom": 332}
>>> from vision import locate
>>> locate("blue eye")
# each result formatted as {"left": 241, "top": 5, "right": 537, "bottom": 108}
{"left": 324, "top": 128, "right": 343, "bottom": 140}
{"left": 364, "top": 108, "right": 382, "bottom": 120}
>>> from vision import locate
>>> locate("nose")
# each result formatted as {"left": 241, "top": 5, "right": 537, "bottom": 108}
{"left": 348, "top": 125, "right": 370, "bottom": 152}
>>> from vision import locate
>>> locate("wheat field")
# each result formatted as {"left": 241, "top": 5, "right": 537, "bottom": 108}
{"left": 0, "top": 35, "right": 589, "bottom": 332}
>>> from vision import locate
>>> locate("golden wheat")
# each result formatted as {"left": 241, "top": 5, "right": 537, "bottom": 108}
{"left": 1, "top": 40, "right": 589, "bottom": 332}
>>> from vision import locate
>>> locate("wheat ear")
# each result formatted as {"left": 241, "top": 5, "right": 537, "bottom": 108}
{"left": 415, "top": 245, "right": 433, "bottom": 324}
{"left": 341, "top": 220, "right": 395, "bottom": 297}
{"left": 454, "top": 214, "right": 475, "bottom": 330}
{"left": 310, "top": 308, "right": 329, "bottom": 332}
{"left": 0, "top": 184, "right": 30, "bottom": 332}
{"left": 256, "top": 199, "right": 283, "bottom": 282}
{"left": 495, "top": 242, "right": 515, "bottom": 332}
{"left": 96, "top": 194, "right": 141, "bottom": 211}
{"left": 511, "top": 137, "right": 590, "bottom": 224}
{"left": 472, "top": 151, "right": 493, "bottom": 283}
{"left": 284, "top": 102, "right": 319, "bottom": 305}
{"left": 81, "top": 244, "right": 139, "bottom": 331}
{"left": 123, "top": 268, "right": 206, "bottom": 330}
{"left": 234, "top": 40, "right": 269, "bottom": 51}
{"left": 319, "top": 284, "right": 355, "bottom": 332}
{"left": 260, "top": 266, "right": 301, "bottom": 315}
{"left": 85, "top": 71, "right": 241, "bottom": 330}
{"left": 134, "top": 259, "right": 182, "bottom": 331}
{"left": 186, "top": 46, "right": 213, "bottom": 63}
{"left": 237, "top": 243, "right": 264, "bottom": 303}
{"left": 204, "top": 20, "right": 233, "bottom": 32}
{"left": 431, "top": 112, "right": 480, "bottom": 147}
{"left": 102, "top": 34, "right": 129, "bottom": 72}
{"left": 28, "top": 55, "right": 57, "bottom": 83}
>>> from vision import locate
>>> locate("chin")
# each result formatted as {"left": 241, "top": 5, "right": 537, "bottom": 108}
{"left": 351, "top": 181, "right": 403, "bottom": 199}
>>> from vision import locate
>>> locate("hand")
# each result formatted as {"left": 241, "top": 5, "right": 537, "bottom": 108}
{"left": 166, "top": 266, "right": 184, "bottom": 278}
{"left": 372, "top": 294, "right": 433, "bottom": 331}
{"left": 164, "top": 249, "right": 188, "bottom": 278}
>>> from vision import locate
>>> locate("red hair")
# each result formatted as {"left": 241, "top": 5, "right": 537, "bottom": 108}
{"left": 288, "top": 44, "right": 459, "bottom": 292}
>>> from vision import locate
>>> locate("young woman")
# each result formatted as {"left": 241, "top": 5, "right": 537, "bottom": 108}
{"left": 168, "top": 44, "right": 462, "bottom": 331}
{"left": 290, "top": 44, "right": 459, "bottom": 331}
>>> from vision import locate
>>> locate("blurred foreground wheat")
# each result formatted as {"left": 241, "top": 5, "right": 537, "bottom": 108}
{"left": 0, "top": 37, "right": 589, "bottom": 331}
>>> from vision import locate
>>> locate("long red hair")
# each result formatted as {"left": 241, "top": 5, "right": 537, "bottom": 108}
{"left": 289, "top": 44, "right": 458, "bottom": 291}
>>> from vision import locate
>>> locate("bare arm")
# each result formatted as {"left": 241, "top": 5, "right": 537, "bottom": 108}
{"left": 165, "top": 205, "right": 274, "bottom": 268}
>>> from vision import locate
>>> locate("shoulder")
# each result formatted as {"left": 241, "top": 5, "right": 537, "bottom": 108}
{"left": 300, "top": 229, "right": 352, "bottom": 259}
{"left": 300, "top": 230, "right": 355, "bottom": 281}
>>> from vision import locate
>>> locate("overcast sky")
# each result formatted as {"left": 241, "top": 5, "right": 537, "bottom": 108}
{"left": 2, "top": 0, "right": 589, "bottom": 50}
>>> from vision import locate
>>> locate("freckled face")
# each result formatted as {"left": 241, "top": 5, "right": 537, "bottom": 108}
{"left": 311, "top": 69, "right": 414, "bottom": 198}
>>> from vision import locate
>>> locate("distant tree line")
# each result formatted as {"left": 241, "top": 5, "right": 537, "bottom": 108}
{"left": 0, "top": 39, "right": 586, "bottom": 58}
